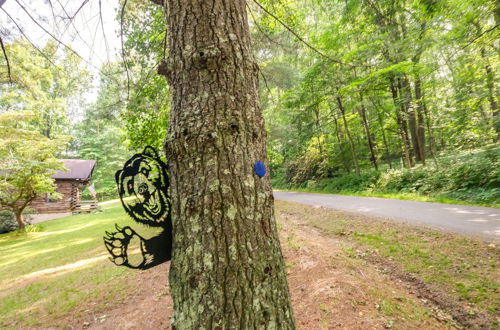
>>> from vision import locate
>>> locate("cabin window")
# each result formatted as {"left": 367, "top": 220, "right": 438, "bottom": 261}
{"left": 46, "top": 187, "right": 59, "bottom": 203}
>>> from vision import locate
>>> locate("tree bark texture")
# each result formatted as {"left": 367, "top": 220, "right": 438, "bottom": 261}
{"left": 160, "top": 1, "right": 295, "bottom": 328}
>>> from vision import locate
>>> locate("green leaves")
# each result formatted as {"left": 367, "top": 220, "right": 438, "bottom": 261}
{"left": 253, "top": 0, "right": 497, "bottom": 189}
{"left": 0, "top": 39, "right": 90, "bottom": 139}
{"left": 0, "top": 111, "right": 67, "bottom": 209}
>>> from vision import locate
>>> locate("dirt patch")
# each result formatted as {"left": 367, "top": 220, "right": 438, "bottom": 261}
{"left": 57, "top": 264, "right": 172, "bottom": 330}
{"left": 365, "top": 254, "right": 492, "bottom": 329}
{"left": 280, "top": 206, "right": 449, "bottom": 330}
{"left": 280, "top": 201, "right": 499, "bottom": 329}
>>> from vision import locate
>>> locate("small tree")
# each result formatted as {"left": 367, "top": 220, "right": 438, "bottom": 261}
{"left": 0, "top": 111, "right": 66, "bottom": 229}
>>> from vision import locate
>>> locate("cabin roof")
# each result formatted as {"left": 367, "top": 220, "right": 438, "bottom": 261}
{"left": 53, "top": 159, "right": 96, "bottom": 181}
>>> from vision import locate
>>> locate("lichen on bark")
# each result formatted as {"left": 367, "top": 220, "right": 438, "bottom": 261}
{"left": 156, "top": 0, "right": 296, "bottom": 328}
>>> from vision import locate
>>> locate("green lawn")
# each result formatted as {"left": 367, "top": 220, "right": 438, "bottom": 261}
{"left": 0, "top": 200, "right": 152, "bottom": 328}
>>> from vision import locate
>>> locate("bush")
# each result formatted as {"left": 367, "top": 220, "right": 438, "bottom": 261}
{"left": 0, "top": 208, "right": 38, "bottom": 234}
{"left": 376, "top": 167, "right": 430, "bottom": 193}
{"left": 443, "top": 187, "right": 500, "bottom": 204}
{"left": 273, "top": 146, "right": 500, "bottom": 205}
{"left": 0, "top": 211, "right": 18, "bottom": 234}
{"left": 315, "top": 171, "right": 380, "bottom": 192}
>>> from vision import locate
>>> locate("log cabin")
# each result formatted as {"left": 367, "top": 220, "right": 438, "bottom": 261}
{"left": 30, "top": 159, "right": 97, "bottom": 214}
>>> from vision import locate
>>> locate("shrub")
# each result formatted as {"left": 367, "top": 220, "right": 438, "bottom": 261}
{"left": 376, "top": 167, "right": 432, "bottom": 193}
{"left": 316, "top": 171, "right": 380, "bottom": 192}
{"left": 443, "top": 188, "right": 500, "bottom": 204}
{"left": 0, "top": 211, "right": 18, "bottom": 234}
{"left": 272, "top": 146, "right": 500, "bottom": 205}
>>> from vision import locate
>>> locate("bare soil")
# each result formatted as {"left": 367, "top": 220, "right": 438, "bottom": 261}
{"left": 33, "top": 202, "right": 485, "bottom": 329}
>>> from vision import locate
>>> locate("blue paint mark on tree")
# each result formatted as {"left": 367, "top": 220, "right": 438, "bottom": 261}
{"left": 254, "top": 161, "right": 266, "bottom": 178}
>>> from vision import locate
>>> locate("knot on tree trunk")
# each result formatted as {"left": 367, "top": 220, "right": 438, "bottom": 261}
{"left": 194, "top": 46, "right": 223, "bottom": 71}
{"left": 157, "top": 60, "right": 169, "bottom": 77}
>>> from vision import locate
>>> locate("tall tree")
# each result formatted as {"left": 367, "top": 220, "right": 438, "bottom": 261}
{"left": 73, "top": 62, "right": 131, "bottom": 200}
{"left": 0, "top": 39, "right": 89, "bottom": 139}
{"left": 156, "top": 0, "right": 295, "bottom": 327}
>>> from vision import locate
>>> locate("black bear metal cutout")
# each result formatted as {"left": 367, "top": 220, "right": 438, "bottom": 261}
{"left": 104, "top": 146, "right": 172, "bottom": 269}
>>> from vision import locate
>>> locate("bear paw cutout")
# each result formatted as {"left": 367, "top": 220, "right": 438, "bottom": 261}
{"left": 103, "top": 224, "right": 147, "bottom": 269}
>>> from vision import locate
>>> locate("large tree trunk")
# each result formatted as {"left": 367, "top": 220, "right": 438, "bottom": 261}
{"left": 160, "top": 0, "right": 295, "bottom": 328}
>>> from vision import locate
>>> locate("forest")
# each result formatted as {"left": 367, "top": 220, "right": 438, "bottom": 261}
{"left": 256, "top": 0, "right": 499, "bottom": 205}
{"left": 1, "top": 0, "right": 499, "bottom": 205}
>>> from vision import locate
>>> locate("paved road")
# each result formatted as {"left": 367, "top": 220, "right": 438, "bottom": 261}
{"left": 274, "top": 191, "right": 500, "bottom": 242}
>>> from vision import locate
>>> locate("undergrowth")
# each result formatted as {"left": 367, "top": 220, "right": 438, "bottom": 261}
{"left": 273, "top": 147, "right": 500, "bottom": 206}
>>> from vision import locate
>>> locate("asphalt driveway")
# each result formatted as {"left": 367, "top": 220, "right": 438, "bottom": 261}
{"left": 274, "top": 191, "right": 500, "bottom": 242}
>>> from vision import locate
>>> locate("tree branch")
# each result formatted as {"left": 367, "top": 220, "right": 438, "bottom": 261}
{"left": 10, "top": 1, "right": 115, "bottom": 81}
{"left": 120, "top": 0, "right": 131, "bottom": 100}
{"left": 252, "top": 0, "right": 362, "bottom": 68}
{"left": 1, "top": 7, "right": 58, "bottom": 68}
{"left": 0, "top": 35, "right": 12, "bottom": 83}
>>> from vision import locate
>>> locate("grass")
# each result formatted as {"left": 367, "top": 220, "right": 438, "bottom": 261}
{"left": 1, "top": 198, "right": 498, "bottom": 328}
{"left": 0, "top": 200, "right": 158, "bottom": 329}
{"left": 275, "top": 201, "right": 500, "bottom": 323}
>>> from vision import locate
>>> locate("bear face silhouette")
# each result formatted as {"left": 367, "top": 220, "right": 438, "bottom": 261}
{"left": 115, "top": 146, "right": 170, "bottom": 227}
{"left": 105, "top": 146, "right": 172, "bottom": 269}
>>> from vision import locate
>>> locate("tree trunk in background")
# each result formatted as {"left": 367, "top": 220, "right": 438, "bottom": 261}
{"left": 14, "top": 210, "right": 25, "bottom": 229}
{"left": 389, "top": 77, "right": 413, "bottom": 168}
{"left": 480, "top": 48, "right": 499, "bottom": 135}
{"left": 414, "top": 74, "right": 427, "bottom": 164}
{"left": 313, "top": 103, "right": 325, "bottom": 155}
{"left": 473, "top": 21, "right": 499, "bottom": 137}
{"left": 370, "top": 98, "right": 393, "bottom": 169}
{"left": 423, "top": 85, "right": 439, "bottom": 167}
{"left": 357, "top": 94, "right": 378, "bottom": 170}
{"left": 399, "top": 76, "right": 421, "bottom": 163}
{"left": 496, "top": 0, "right": 500, "bottom": 31}
{"left": 335, "top": 95, "right": 360, "bottom": 175}
{"left": 332, "top": 114, "right": 351, "bottom": 174}
{"left": 159, "top": 0, "right": 295, "bottom": 328}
